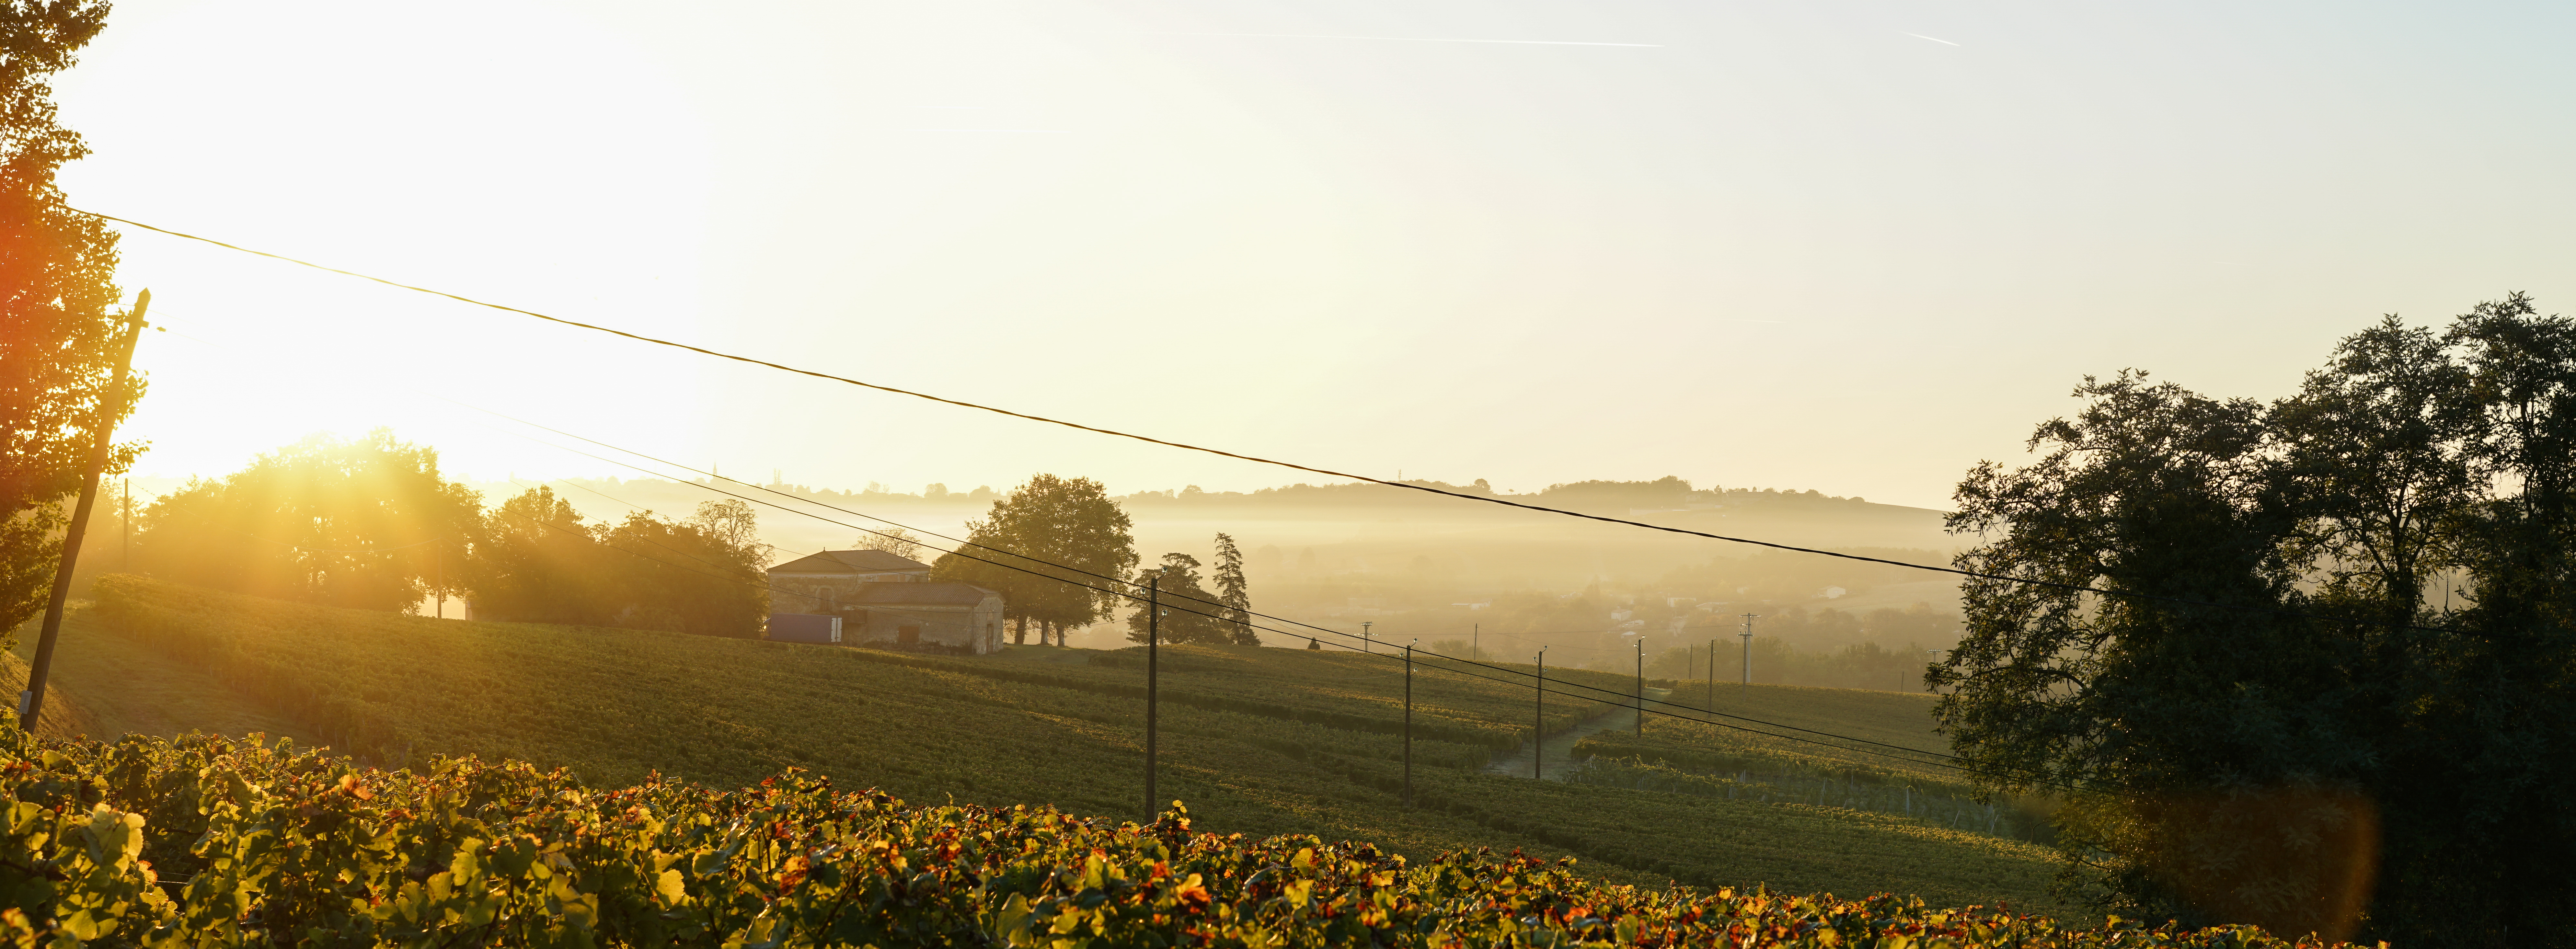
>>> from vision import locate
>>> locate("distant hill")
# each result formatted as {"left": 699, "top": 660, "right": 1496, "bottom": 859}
{"left": 451, "top": 474, "right": 1966, "bottom": 646}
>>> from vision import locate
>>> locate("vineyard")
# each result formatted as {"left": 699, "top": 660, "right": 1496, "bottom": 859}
{"left": 72, "top": 575, "right": 2064, "bottom": 913}
{"left": 1561, "top": 687, "right": 2056, "bottom": 842}
{"left": 0, "top": 726, "right": 2353, "bottom": 947}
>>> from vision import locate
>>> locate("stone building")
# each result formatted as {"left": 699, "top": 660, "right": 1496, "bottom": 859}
{"left": 765, "top": 549, "right": 1006, "bottom": 654}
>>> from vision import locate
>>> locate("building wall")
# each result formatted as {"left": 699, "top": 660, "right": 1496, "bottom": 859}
{"left": 764, "top": 571, "right": 1003, "bottom": 655}
{"left": 851, "top": 595, "right": 1005, "bottom": 655}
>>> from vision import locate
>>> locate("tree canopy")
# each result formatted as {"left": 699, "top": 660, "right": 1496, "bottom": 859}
{"left": 1934, "top": 293, "right": 2576, "bottom": 945}
{"left": 932, "top": 474, "right": 1136, "bottom": 645}
{"left": 1125, "top": 552, "right": 1226, "bottom": 646}
{"left": 132, "top": 431, "right": 481, "bottom": 612}
{"left": 0, "top": 0, "right": 127, "bottom": 642}
{"left": 467, "top": 491, "right": 768, "bottom": 637}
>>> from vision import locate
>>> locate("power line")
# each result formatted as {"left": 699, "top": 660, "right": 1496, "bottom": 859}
{"left": 469, "top": 408, "right": 1968, "bottom": 756}
{"left": 75, "top": 207, "right": 2417, "bottom": 636}
{"left": 448, "top": 411, "right": 2005, "bottom": 780}
{"left": 154, "top": 316, "right": 2013, "bottom": 782}
{"left": 433, "top": 398, "right": 1990, "bottom": 777}
{"left": 506, "top": 482, "right": 1995, "bottom": 779}
{"left": 135, "top": 295, "right": 2046, "bottom": 785}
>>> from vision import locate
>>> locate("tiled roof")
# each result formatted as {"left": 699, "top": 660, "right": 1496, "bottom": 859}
{"left": 845, "top": 582, "right": 1000, "bottom": 607}
{"left": 768, "top": 549, "right": 935, "bottom": 575}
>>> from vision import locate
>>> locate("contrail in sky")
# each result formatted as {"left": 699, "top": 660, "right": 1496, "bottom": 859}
{"left": 1152, "top": 32, "right": 1662, "bottom": 48}
{"left": 1905, "top": 33, "right": 1960, "bottom": 46}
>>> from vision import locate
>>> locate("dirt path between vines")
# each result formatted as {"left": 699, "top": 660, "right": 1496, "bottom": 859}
{"left": 1482, "top": 687, "right": 1669, "bottom": 782}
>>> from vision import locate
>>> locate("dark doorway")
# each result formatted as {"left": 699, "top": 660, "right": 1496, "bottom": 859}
{"left": 898, "top": 625, "right": 922, "bottom": 646}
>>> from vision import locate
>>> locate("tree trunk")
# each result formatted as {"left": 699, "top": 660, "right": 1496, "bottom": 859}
{"left": 1012, "top": 616, "right": 1028, "bottom": 645}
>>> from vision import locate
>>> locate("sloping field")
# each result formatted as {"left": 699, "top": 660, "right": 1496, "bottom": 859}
{"left": 1587, "top": 681, "right": 1963, "bottom": 788}
{"left": 76, "top": 574, "right": 2074, "bottom": 915}
{"left": 9, "top": 611, "right": 301, "bottom": 741}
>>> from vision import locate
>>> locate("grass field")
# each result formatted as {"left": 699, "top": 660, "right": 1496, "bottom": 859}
{"left": 8, "top": 608, "right": 300, "bottom": 741}
{"left": 64, "top": 574, "right": 2076, "bottom": 915}
{"left": 1566, "top": 682, "right": 2060, "bottom": 841}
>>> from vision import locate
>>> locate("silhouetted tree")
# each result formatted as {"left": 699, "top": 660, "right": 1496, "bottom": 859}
{"left": 132, "top": 431, "right": 482, "bottom": 611}
{"left": 465, "top": 486, "right": 607, "bottom": 626}
{"left": 594, "top": 500, "right": 770, "bottom": 636}
{"left": 1932, "top": 294, "right": 2576, "bottom": 946}
{"left": 1126, "top": 553, "right": 1228, "bottom": 645}
{"left": 1213, "top": 532, "right": 1256, "bottom": 645}
{"left": 0, "top": 1, "right": 127, "bottom": 643}
{"left": 856, "top": 527, "right": 924, "bottom": 561}
{"left": 467, "top": 492, "right": 767, "bottom": 636}
{"left": 932, "top": 474, "right": 1136, "bottom": 646}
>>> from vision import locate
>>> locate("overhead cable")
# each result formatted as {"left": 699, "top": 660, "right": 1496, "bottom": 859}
{"left": 70, "top": 206, "right": 2395, "bottom": 634}
{"left": 458, "top": 411, "right": 1995, "bottom": 776}
{"left": 142, "top": 306, "right": 2015, "bottom": 780}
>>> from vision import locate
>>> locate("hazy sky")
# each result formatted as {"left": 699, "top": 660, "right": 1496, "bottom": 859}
{"left": 56, "top": 0, "right": 2576, "bottom": 510}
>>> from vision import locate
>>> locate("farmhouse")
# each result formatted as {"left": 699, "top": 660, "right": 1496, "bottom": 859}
{"left": 765, "top": 549, "right": 1006, "bottom": 654}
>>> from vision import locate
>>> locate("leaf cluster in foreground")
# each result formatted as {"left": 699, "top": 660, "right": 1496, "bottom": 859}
{"left": 0, "top": 727, "right": 2357, "bottom": 947}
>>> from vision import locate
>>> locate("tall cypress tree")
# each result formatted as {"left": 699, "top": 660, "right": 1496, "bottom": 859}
{"left": 1212, "top": 532, "right": 1256, "bottom": 645}
{"left": 0, "top": 2, "right": 132, "bottom": 643}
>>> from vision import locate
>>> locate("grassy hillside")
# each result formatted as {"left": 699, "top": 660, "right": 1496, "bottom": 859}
{"left": 1602, "top": 681, "right": 1955, "bottom": 783}
{"left": 0, "top": 650, "right": 104, "bottom": 741}
{"left": 75, "top": 574, "right": 2073, "bottom": 915}
{"left": 8, "top": 611, "right": 300, "bottom": 740}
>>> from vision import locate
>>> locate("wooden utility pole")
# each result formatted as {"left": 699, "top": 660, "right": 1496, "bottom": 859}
{"left": 1739, "top": 612, "right": 1760, "bottom": 693}
{"left": 21, "top": 291, "right": 149, "bottom": 731}
{"left": 1143, "top": 569, "right": 1164, "bottom": 819}
{"left": 1533, "top": 647, "right": 1547, "bottom": 780}
{"left": 1634, "top": 636, "right": 1646, "bottom": 736}
{"left": 1403, "top": 640, "right": 1415, "bottom": 807}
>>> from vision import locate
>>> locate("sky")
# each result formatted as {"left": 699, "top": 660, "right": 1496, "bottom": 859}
{"left": 52, "top": 0, "right": 2576, "bottom": 511}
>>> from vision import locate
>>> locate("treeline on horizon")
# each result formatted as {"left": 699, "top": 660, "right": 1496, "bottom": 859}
{"left": 55, "top": 435, "right": 1273, "bottom": 653}
{"left": 610, "top": 473, "right": 1899, "bottom": 514}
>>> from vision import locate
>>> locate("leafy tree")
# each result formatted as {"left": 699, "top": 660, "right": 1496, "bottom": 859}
{"left": 463, "top": 486, "right": 607, "bottom": 626}
{"left": 469, "top": 491, "right": 768, "bottom": 637}
{"left": 2361, "top": 294, "right": 2576, "bottom": 944}
{"left": 0, "top": 1, "right": 127, "bottom": 643}
{"left": 1933, "top": 296, "right": 2576, "bottom": 946}
{"left": 592, "top": 500, "right": 769, "bottom": 636}
{"left": 1212, "top": 532, "right": 1255, "bottom": 645}
{"left": 690, "top": 499, "right": 767, "bottom": 563}
{"left": 1125, "top": 553, "right": 1227, "bottom": 645}
{"left": 131, "top": 431, "right": 482, "bottom": 611}
{"left": 856, "top": 527, "right": 924, "bottom": 561}
{"left": 931, "top": 474, "right": 1136, "bottom": 646}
